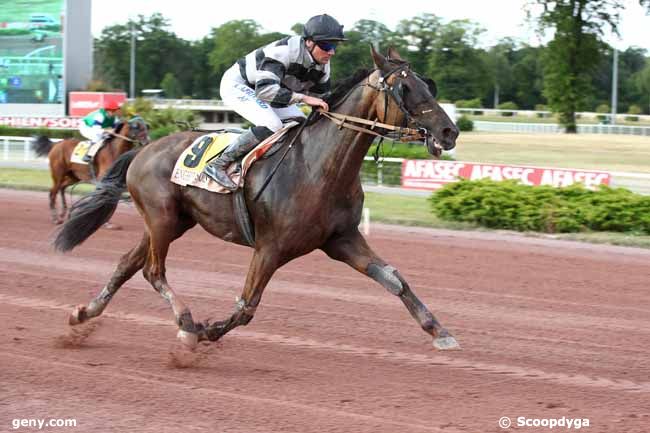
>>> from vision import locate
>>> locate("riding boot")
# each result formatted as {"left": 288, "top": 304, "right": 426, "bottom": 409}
{"left": 82, "top": 145, "right": 93, "bottom": 163}
{"left": 83, "top": 139, "right": 103, "bottom": 163}
{"left": 203, "top": 130, "right": 261, "bottom": 190}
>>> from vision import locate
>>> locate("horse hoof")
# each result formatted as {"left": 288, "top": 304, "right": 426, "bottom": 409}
{"left": 69, "top": 305, "right": 86, "bottom": 326}
{"left": 433, "top": 335, "right": 461, "bottom": 350}
{"left": 177, "top": 329, "right": 198, "bottom": 350}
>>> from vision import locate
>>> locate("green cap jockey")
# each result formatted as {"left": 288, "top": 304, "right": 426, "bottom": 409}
{"left": 83, "top": 107, "right": 118, "bottom": 129}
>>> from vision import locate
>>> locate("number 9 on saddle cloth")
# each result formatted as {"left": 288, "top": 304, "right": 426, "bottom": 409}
{"left": 170, "top": 121, "right": 300, "bottom": 194}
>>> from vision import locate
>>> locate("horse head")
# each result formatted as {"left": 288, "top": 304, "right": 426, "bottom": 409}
{"left": 113, "top": 116, "right": 150, "bottom": 149}
{"left": 370, "top": 46, "right": 458, "bottom": 156}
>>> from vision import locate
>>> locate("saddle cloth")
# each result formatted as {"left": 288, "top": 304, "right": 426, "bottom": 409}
{"left": 70, "top": 141, "right": 91, "bottom": 165}
{"left": 170, "top": 121, "right": 298, "bottom": 193}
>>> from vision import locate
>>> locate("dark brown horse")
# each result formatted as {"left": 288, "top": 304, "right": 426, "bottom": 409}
{"left": 54, "top": 47, "right": 461, "bottom": 352}
{"left": 32, "top": 116, "right": 149, "bottom": 224}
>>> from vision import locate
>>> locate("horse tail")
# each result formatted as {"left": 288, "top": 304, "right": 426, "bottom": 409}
{"left": 54, "top": 148, "right": 141, "bottom": 252}
{"left": 31, "top": 135, "right": 53, "bottom": 157}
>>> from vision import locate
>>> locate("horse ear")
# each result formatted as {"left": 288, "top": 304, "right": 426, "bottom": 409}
{"left": 387, "top": 47, "right": 403, "bottom": 61}
{"left": 370, "top": 44, "right": 387, "bottom": 69}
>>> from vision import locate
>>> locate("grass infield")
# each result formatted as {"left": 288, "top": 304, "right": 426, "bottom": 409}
{"left": 2, "top": 166, "right": 649, "bottom": 249}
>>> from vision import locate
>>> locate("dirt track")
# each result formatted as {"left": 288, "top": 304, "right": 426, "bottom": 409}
{"left": 1, "top": 188, "right": 649, "bottom": 433}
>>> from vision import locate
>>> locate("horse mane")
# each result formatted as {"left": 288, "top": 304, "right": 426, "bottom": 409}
{"left": 325, "top": 68, "right": 373, "bottom": 107}
{"left": 304, "top": 68, "right": 372, "bottom": 126}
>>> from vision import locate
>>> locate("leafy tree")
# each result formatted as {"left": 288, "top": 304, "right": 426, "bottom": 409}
{"left": 189, "top": 36, "right": 218, "bottom": 99}
{"left": 511, "top": 45, "right": 545, "bottom": 109}
{"left": 353, "top": 19, "right": 394, "bottom": 53}
{"left": 330, "top": 30, "right": 373, "bottom": 81}
{"left": 484, "top": 39, "right": 517, "bottom": 107}
{"left": 634, "top": 59, "right": 650, "bottom": 114}
{"left": 94, "top": 13, "right": 194, "bottom": 97}
{"left": 208, "top": 20, "right": 266, "bottom": 94}
{"left": 528, "top": 0, "right": 650, "bottom": 132}
{"left": 427, "top": 20, "right": 490, "bottom": 102}
{"left": 161, "top": 73, "right": 182, "bottom": 98}
{"left": 395, "top": 14, "right": 442, "bottom": 73}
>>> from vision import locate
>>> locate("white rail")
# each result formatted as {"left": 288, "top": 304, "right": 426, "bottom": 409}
{"left": 473, "top": 121, "right": 650, "bottom": 135}
{"left": 1, "top": 135, "right": 61, "bottom": 162}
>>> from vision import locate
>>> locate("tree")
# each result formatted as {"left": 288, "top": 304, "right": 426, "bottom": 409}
{"left": 528, "top": 0, "right": 650, "bottom": 132}
{"left": 427, "top": 20, "right": 490, "bottom": 102}
{"left": 190, "top": 36, "right": 218, "bottom": 99}
{"left": 484, "top": 39, "right": 517, "bottom": 107}
{"left": 353, "top": 19, "right": 394, "bottom": 53}
{"left": 208, "top": 20, "right": 266, "bottom": 93}
{"left": 511, "top": 45, "right": 545, "bottom": 109}
{"left": 634, "top": 59, "right": 650, "bottom": 114}
{"left": 94, "top": 13, "right": 195, "bottom": 97}
{"left": 161, "top": 73, "right": 182, "bottom": 98}
{"left": 395, "top": 14, "right": 442, "bottom": 73}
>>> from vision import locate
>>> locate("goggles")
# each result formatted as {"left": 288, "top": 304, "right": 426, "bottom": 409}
{"left": 316, "top": 41, "right": 337, "bottom": 52}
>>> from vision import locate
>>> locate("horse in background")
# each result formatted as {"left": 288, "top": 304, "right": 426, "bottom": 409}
{"left": 32, "top": 116, "right": 149, "bottom": 224}
{"left": 54, "top": 47, "right": 461, "bottom": 352}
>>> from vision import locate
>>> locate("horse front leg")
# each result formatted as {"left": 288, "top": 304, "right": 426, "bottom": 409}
{"left": 199, "top": 249, "right": 279, "bottom": 343}
{"left": 321, "top": 229, "right": 459, "bottom": 350}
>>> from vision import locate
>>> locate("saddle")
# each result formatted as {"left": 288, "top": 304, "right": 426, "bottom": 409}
{"left": 171, "top": 121, "right": 299, "bottom": 193}
{"left": 70, "top": 141, "right": 93, "bottom": 165}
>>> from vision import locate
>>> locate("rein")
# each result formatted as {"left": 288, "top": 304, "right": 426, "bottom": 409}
{"left": 109, "top": 131, "right": 135, "bottom": 142}
{"left": 318, "top": 110, "right": 424, "bottom": 142}
{"left": 322, "top": 62, "right": 431, "bottom": 152}
{"left": 109, "top": 118, "right": 147, "bottom": 146}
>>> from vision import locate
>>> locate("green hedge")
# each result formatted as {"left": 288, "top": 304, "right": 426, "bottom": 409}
{"left": 124, "top": 98, "right": 199, "bottom": 140}
{"left": 456, "top": 115, "right": 474, "bottom": 131}
{"left": 429, "top": 179, "right": 650, "bottom": 234}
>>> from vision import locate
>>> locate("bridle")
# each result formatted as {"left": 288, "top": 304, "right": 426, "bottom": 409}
{"left": 320, "top": 61, "right": 433, "bottom": 148}
{"left": 109, "top": 116, "right": 149, "bottom": 146}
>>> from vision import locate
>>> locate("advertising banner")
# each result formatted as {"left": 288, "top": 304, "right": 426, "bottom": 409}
{"left": 0, "top": 115, "right": 82, "bottom": 129}
{"left": 401, "top": 160, "right": 611, "bottom": 190}
{"left": 68, "top": 92, "right": 128, "bottom": 117}
{"left": 0, "top": 0, "right": 65, "bottom": 105}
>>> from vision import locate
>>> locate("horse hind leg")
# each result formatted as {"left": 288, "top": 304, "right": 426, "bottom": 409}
{"left": 69, "top": 233, "right": 149, "bottom": 325}
{"left": 321, "top": 229, "right": 459, "bottom": 350}
{"left": 49, "top": 183, "right": 62, "bottom": 224}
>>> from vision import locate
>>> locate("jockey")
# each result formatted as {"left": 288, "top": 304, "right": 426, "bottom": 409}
{"left": 203, "top": 14, "right": 347, "bottom": 190}
{"left": 80, "top": 100, "right": 121, "bottom": 163}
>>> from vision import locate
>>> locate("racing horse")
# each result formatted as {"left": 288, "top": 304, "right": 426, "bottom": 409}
{"left": 54, "top": 47, "right": 461, "bottom": 351}
{"left": 32, "top": 116, "right": 150, "bottom": 224}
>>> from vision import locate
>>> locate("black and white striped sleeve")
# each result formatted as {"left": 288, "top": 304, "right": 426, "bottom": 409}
{"left": 309, "top": 78, "right": 331, "bottom": 96}
{"left": 255, "top": 46, "right": 303, "bottom": 107}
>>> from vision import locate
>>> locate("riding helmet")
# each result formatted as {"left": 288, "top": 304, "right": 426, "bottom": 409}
{"left": 303, "top": 14, "right": 347, "bottom": 42}
{"left": 104, "top": 100, "right": 121, "bottom": 111}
